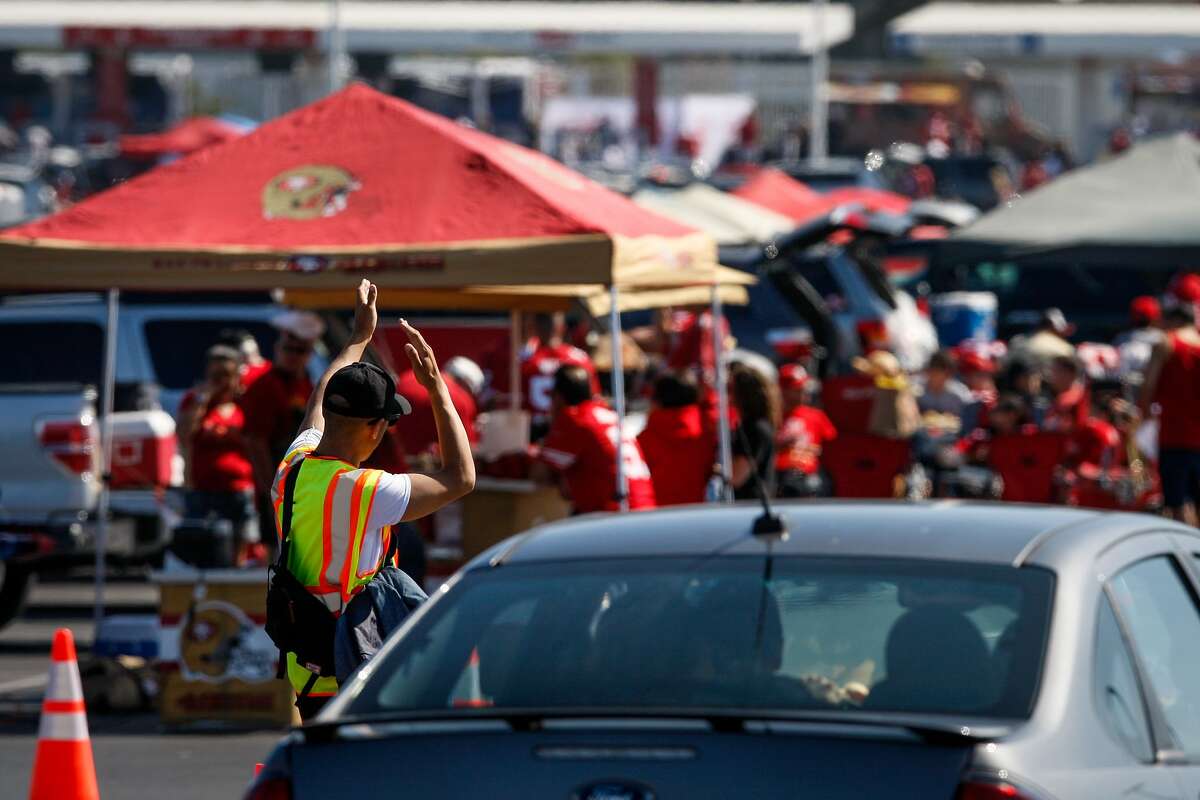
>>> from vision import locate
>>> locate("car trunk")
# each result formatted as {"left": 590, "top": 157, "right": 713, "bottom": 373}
{"left": 289, "top": 721, "right": 975, "bottom": 798}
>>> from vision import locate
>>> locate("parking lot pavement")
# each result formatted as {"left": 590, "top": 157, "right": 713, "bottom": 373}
{"left": 1, "top": 576, "right": 285, "bottom": 798}
{"left": 0, "top": 713, "right": 284, "bottom": 800}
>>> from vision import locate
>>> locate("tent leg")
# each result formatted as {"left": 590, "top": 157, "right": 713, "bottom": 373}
{"left": 509, "top": 310, "right": 521, "bottom": 412}
{"left": 712, "top": 284, "right": 733, "bottom": 503}
{"left": 609, "top": 286, "right": 629, "bottom": 512}
{"left": 93, "top": 288, "right": 119, "bottom": 632}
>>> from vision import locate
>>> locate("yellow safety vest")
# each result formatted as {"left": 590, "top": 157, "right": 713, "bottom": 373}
{"left": 273, "top": 446, "right": 391, "bottom": 697}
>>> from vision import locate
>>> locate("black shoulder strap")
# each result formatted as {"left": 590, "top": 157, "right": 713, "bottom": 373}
{"left": 276, "top": 458, "right": 304, "bottom": 570}
{"left": 384, "top": 523, "right": 401, "bottom": 567}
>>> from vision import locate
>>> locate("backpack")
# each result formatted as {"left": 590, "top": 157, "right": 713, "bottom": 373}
{"left": 265, "top": 460, "right": 338, "bottom": 696}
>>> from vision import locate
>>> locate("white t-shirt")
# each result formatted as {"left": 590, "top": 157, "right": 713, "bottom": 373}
{"left": 272, "top": 428, "right": 412, "bottom": 578}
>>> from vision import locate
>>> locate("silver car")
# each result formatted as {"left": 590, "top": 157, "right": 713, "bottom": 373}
{"left": 247, "top": 502, "right": 1200, "bottom": 800}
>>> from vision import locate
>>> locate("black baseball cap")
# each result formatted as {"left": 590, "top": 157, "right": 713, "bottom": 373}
{"left": 322, "top": 362, "right": 412, "bottom": 422}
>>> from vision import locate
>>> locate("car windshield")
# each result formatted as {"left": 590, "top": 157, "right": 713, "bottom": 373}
{"left": 345, "top": 557, "right": 1053, "bottom": 720}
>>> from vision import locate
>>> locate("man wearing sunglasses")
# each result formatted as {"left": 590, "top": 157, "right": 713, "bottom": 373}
{"left": 243, "top": 311, "right": 323, "bottom": 548}
{"left": 270, "top": 280, "right": 476, "bottom": 718}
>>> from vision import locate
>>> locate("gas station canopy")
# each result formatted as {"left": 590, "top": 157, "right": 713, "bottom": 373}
{"left": 890, "top": 2, "right": 1200, "bottom": 59}
{"left": 0, "top": 2, "right": 854, "bottom": 56}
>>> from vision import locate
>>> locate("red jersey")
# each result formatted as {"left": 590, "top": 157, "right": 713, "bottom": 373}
{"left": 522, "top": 343, "right": 599, "bottom": 421}
{"left": 240, "top": 366, "right": 314, "bottom": 464}
{"left": 1069, "top": 417, "right": 1120, "bottom": 468}
{"left": 539, "top": 400, "right": 656, "bottom": 513}
{"left": 1156, "top": 334, "right": 1200, "bottom": 450}
{"left": 637, "top": 406, "right": 716, "bottom": 506}
{"left": 179, "top": 391, "right": 254, "bottom": 493}
{"left": 394, "top": 370, "right": 478, "bottom": 457}
{"left": 776, "top": 406, "right": 838, "bottom": 474}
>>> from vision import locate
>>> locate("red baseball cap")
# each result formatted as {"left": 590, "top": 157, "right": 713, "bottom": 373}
{"left": 958, "top": 351, "right": 996, "bottom": 375}
{"left": 1171, "top": 273, "right": 1200, "bottom": 303}
{"left": 779, "top": 363, "right": 810, "bottom": 391}
{"left": 1130, "top": 295, "right": 1161, "bottom": 325}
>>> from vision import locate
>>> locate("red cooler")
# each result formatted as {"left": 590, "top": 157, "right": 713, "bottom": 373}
{"left": 109, "top": 411, "right": 176, "bottom": 490}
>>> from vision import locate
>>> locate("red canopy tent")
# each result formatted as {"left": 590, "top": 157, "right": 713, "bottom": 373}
{"left": 733, "top": 167, "right": 911, "bottom": 223}
{"left": 0, "top": 83, "right": 714, "bottom": 290}
{"left": 119, "top": 116, "right": 249, "bottom": 160}
{"left": 730, "top": 167, "right": 823, "bottom": 221}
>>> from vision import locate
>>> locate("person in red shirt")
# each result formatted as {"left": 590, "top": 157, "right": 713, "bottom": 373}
{"left": 241, "top": 312, "right": 322, "bottom": 548}
{"left": 1042, "top": 355, "right": 1090, "bottom": 433}
{"left": 522, "top": 313, "right": 600, "bottom": 437}
{"left": 177, "top": 345, "right": 260, "bottom": 563}
{"left": 637, "top": 371, "right": 716, "bottom": 506}
{"left": 958, "top": 350, "right": 998, "bottom": 412}
{"left": 217, "top": 327, "right": 271, "bottom": 388}
{"left": 532, "top": 365, "right": 656, "bottom": 513}
{"left": 959, "top": 394, "right": 1033, "bottom": 464}
{"left": 394, "top": 361, "right": 479, "bottom": 458}
{"left": 1141, "top": 303, "right": 1200, "bottom": 525}
{"left": 775, "top": 364, "right": 837, "bottom": 498}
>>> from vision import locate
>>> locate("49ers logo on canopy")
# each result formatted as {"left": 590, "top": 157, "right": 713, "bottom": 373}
{"left": 262, "top": 165, "right": 361, "bottom": 220}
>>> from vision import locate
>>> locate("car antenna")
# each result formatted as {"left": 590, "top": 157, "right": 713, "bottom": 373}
{"left": 752, "top": 490, "right": 788, "bottom": 540}
{"left": 734, "top": 426, "right": 788, "bottom": 540}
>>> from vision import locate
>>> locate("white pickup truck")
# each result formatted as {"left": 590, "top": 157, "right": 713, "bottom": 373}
{"left": 0, "top": 293, "right": 317, "bottom": 628}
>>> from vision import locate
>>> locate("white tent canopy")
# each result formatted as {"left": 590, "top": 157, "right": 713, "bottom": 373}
{"left": 633, "top": 184, "right": 796, "bottom": 247}
{"left": 0, "top": 1, "right": 855, "bottom": 56}
{"left": 890, "top": 2, "right": 1200, "bottom": 58}
{"left": 540, "top": 94, "right": 757, "bottom": 170}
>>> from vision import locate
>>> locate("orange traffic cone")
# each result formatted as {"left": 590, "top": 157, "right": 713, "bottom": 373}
{"left": 29, "top": 628, "right": 100, "bottom": 800}
{"left": 452, "top": 648, "right": 492, "bottom": 708}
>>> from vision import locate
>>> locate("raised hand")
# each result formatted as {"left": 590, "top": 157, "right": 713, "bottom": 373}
{"left": 399, "top": 318, "right": 442, "bottom": 391}
{"left": 350, "top": 279, "right": 378, "bottom": 344}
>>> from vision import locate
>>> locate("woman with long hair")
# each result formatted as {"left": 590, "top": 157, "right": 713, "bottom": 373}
{"left": 729, "top": 363, "right": 782, "bottom": 501}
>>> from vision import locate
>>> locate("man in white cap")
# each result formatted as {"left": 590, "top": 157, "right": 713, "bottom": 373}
{"left": 243, "top": 309, "right": 327, "bottom": 544}
{"left": 445, "top": 356, "right": 486, "bottom": 402}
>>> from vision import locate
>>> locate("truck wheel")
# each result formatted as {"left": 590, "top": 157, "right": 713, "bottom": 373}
{"left": 0, "top": 561, "right": 32, "bottom": 630}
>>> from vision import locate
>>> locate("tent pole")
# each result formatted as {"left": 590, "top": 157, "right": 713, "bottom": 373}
{"left": 711, "top": 284, "right": 733, "bottom": 503}
{"left": 93, "top": 288, "right": 119, "bottom": 632}
{"left": 808, "top": 0, "right": 829, "bottom": 166}
{"left": 509, "top": 310, "right": 521, "bottom": 412}
{"left": 609, "top": 286, "right": 629, "bottom": 512}
{"left": 327, "top": 0, "right": 345, "bottom": 94}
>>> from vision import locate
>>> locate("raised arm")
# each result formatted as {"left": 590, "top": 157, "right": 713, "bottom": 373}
{"left": 298, "top": 279, "right": 378, "bottom": 434}
{"left": 398, "top": 319, "right": 477, "bottom": 521}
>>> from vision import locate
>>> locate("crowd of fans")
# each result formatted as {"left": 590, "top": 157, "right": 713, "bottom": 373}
{"left": 173, "top": 287, "right": 1200, "bottom": 565}
{"left": 511, "top": 290, "right": 1200, "bottom": 528}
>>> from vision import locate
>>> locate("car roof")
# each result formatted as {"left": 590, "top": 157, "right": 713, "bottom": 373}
{"left": 484, "top": 501, "right": 1159, "bottom": 569}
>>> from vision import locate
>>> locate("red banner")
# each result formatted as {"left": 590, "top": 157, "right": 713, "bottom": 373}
{"left": 63, "top": 27, "right": 315, "bottom": 50}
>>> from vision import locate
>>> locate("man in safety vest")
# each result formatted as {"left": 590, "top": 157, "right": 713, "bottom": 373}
{"left": 272, "top": 280, "right": 476, "bottom": 719}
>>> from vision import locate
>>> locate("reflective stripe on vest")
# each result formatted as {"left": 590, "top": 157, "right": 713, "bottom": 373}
{"left": 275, "top": 455, "right": 388, "bottom": 695}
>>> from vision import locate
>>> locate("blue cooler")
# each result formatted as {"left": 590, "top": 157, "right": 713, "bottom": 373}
{"left": 930, "top": 292, "right": 997, "bottom": 346}
{"left": 94, "top": 614, "right": 159, "bottom": 659}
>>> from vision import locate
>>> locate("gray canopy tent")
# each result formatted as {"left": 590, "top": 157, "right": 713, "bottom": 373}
{"left": 941, "top": 134, "right": 1200, "bottom": 267}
